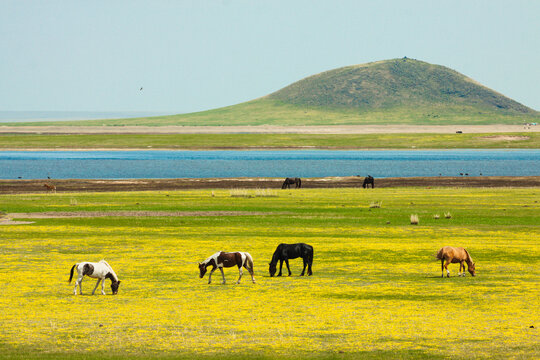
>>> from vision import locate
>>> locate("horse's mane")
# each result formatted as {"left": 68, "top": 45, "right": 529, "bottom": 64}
{"left": 100, "top": 260, "right": 119, "bottom": 281}
{"left": 463, "top": 249, "right": 474, "bottom": 264}
{"left": 202, "top": 252, "right": 221, "bottom": 266}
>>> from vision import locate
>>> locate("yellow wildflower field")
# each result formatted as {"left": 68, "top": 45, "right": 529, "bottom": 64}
{"left": 0, "top": 188, "right": 538, "bottom": 359}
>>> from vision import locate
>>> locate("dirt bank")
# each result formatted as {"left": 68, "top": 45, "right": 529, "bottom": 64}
{"left": 1, "top": 176, "right": 539, "bottom": 194}
{"left": 1, "top": 124, "right": 539, "bottom": 134}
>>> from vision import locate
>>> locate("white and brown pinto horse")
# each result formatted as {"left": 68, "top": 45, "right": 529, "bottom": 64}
{"left": 199, "top": 251, "right": 255, "bottom": 284}
{"left": 436, "top": 246, "right": 476, "bottom": 278}
{"left": 69, "top": 260, "right": 121, "bottom": 295}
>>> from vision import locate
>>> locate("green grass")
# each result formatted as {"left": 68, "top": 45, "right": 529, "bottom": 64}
{"left": 0, "top": 188, "right": 539, "bottom": 359}
{"left": 1, "top": 132, "right": 540, "bottom": 149}
{"left": 4, "top": 99, "right": 539, "bottom": 127}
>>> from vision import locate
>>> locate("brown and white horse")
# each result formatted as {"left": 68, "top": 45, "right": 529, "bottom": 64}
{"left": 436, "top": 246, "right": 476, "bottom": 277}
{"left": 43, "top": 183, "right": 56, "bottom": 193}
{"left": 69, "top": 260, "right": 121, "bottom": 295}
{"left": 199, "top": 251, "right": 255, "bottom": 284}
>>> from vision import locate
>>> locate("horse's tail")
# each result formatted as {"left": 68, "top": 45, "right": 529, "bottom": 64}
{"left": 435, "top": 248, "right": 444, "bottom": 260}
{"left": 245, "top": 252, "right": 254, "bottom": 272}
{"left": 69, "top": 264, "right": 77, "bottom": 283}
{"left": 297, "top": 178, "right": 302, "bottom": 188}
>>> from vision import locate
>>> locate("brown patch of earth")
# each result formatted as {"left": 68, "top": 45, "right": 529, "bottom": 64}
{"left": 8, "top": 211, "right": 275, "bottom": 219}
{"left": 1, "top": 176, "right": 540, "bottom": 194}
{"left": 480, "top": 135, "right": 530, "bottom": 141}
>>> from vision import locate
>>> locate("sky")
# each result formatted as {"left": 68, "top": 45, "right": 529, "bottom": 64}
{"left": 1, "top": 0, "right": 539, "bottom": 114}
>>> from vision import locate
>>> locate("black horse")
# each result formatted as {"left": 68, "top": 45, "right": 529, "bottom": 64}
{"left": 282, "top": 177, "right": 302, "bottom": 189}
{"left": 362, "top": 175, "right": 374, "bottom": 188}
{"left": 269, "top": 243, "right": 313, "bottom": 277}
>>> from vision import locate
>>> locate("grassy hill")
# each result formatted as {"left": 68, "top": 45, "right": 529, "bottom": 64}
{"left": 12, "top": 58, "right": 540, "bottom": 126}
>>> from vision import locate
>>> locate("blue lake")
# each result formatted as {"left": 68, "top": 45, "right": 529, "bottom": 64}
{"left": 1, "top": 150, "right": 539, "bottom": 179}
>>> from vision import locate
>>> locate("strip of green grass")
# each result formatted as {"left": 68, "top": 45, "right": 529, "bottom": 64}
{"left": 3, "top": 99, "right": 539, "bottom": 126}
{"left": 1, "top": 132, "right": 539, "bottom": 149}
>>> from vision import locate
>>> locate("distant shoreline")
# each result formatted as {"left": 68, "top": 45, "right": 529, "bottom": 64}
{"left": 1, "top": 124, "right": 539, "bottom": 134}
{"left": 1, "top": 176, "right": 539, "bottom": 194}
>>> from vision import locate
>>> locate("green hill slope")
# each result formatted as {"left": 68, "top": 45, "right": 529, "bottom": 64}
{"left": 14, "top": 58, "right": 540, "bottom": 126}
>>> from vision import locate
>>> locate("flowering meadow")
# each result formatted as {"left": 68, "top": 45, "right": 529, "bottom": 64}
{"left": 0, "top": 188, "right": 538, "bottom": 359}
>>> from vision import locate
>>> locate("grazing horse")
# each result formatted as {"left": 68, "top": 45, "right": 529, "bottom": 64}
{"left": 362, "top": 175, "right": 374, "bottom": 189}
{"left": 436, "top": 246, "right": 476, "bottom": 278}
{"left": 198, "top": 251, "right": 255, "bottom": 284}
{"left": 282, "top": 177, "right": 302, "bottom": 189}
{"left": 69, "top": 260, "right": 121, "bottom": 295}
{"left": 43, "top": 183, "right": 56, "bottom": 193}
{"left": 269, "top": 243, "right": 313, "bottom": 277}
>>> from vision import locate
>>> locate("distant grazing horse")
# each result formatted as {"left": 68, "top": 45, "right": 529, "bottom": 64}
{"left": 269, "top": 243, "right": 313, "bottom": 277}
{"left": 436, "top": 246, "right": 476, "bottom": 277}
{"left": 199, "top": 251, "right": 255, "bottom": 284}
{"left": 69, "top": 260, "right": 121, "bottom": 295}
{"left": 282, "top": 177, "right": 302, "bottom": 189}
{"left": 43, "top": 183, "right": 56, "bottom": 193}
{"left": 362, "top": 175, "right": 374, "bottom": 189}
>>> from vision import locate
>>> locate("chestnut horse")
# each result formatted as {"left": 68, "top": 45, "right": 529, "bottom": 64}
{"left": 43, "top": 183, "right": 56, "bottom": 193}
{"left": 198, "top": 251, "right": 255, "bottom": 284}
{"left": 436, "top": 246, "right": 476, "bottom": 277}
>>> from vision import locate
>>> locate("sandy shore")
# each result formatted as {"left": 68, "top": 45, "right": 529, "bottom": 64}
{"left": 1, "top": 124, "right": 538, "bottom": 134}
{"left": 1, "top": 176, "right": 539, "bottom": 194}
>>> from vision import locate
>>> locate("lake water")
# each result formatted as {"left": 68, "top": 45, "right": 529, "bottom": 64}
{"left": 1, "top": 150, "right": 539, "bottom": 180}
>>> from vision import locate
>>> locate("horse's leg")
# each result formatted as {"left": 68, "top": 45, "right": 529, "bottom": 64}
{"left": 101, "top": 278, "right": 106, "bottom": 294}
{"left": 444, "top": 260, "right": 451, "bottom": 277}
{"left": 74, "top": 277, "right": 81, "bottom": 295}
{"left": 285, "top": 259, "right": 292, "bottom": 276}
{"left": 307, "top": 258, "right": 313, "bottom": 276}
{"left": 245, "top": 263, "right": 255, "bottom": 283}
{"left": 236, "top": 266, "right": 243, "bottom": 284}
{"left": 208, "top": 267, "right": 216, "bottom": 284}
{"left": 441, "top": 260, "right": 444, "bottom": 278}
{"left": 278, "top": 260, "right": 283, "bottom": 276}
{"left": 219, "top": 267, "right": 226, "bottom": 284}
{"left": 300, "top": 258, "right": 307, "bottom": 276}
{"left": 458, "top": 262, "right": 463, "bottom": 276}
{"left": 92, "top": 278, "right": 101, "bottom": 295}
{"left": 76, "top": 276, "right": 84, "bottom": 295}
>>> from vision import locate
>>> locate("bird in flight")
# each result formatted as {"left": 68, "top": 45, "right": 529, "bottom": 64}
{"left": 140, "top": 87, "right": 143, "bottom": 91}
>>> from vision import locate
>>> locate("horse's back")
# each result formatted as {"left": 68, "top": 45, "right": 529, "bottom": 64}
{"left": 437, "top": 246, "right": 466, "bottom": 261}
{"left": 276, "top": 243, "right": 312, "bottom": 259}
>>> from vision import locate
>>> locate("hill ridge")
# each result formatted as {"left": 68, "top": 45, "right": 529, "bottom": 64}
{"left": 267, "top": 58, "right": 535, "bottom": 114}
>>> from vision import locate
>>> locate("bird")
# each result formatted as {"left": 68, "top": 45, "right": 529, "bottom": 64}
{"left": 139, "top": 87, "right": 143, "bottom": 91}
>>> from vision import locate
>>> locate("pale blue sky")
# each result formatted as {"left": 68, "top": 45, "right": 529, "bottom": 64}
{"left": 1, "top": 0, "right": 539, "bottom": 114}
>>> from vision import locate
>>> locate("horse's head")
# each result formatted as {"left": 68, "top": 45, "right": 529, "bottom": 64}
{"left": 111, "top": 280, "right": 121, "bottom": 295}
{"left": 269, "top": 262, "right": 277, "bottom": 277}
{"left": 468, "top": 262, "right": 476, "bottom": 277}
{"left": 198, "top": 263, "right": 207, "bottom": 278}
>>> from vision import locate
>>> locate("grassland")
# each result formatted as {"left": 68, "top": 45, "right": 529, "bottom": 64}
{"left": 0, "top": 187, "right": 538, "bottom": 359}
{"left": 4, "top": 100, "right": 538, "bottom": 127}
{"left": 1, "top": 132, "right": 540, "bottom": 149}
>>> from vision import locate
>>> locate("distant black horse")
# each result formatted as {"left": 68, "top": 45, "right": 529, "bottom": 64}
{"left": 362, "top": 175, "right": 374, "bottom": 188}
{"left": 269, "top": 243, "right": 313, "bottom": 277}
{"left": 282, "top": 177, "right": 302, "bottom": 189}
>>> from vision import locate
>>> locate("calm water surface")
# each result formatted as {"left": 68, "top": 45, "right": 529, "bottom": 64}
{"left": 1, "top": 150, "right": 539, "bottom": 179}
